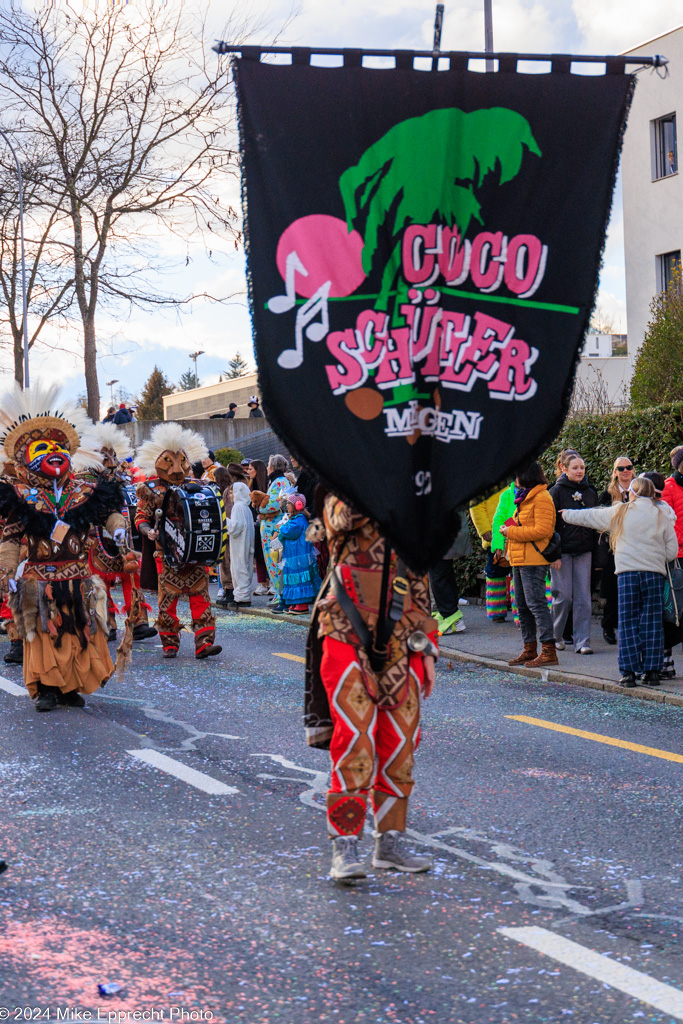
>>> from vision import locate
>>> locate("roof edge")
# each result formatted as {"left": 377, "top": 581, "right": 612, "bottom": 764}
{"left": 622, "top": 22, "right": 683, "bottom": 54}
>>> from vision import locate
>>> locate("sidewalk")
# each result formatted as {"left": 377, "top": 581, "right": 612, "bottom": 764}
{"left": 214, "top": 588, "right": 683, "bottom": 708}
{"left": 438, "top": 602, "right": 683, "bottom": 704}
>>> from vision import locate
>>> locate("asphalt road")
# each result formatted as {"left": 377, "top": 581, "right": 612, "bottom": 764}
{"left": 0, "top": 602, "right": 682, "bottom": 1023}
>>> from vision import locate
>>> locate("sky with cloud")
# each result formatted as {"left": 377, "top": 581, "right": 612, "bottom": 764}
{"left": 10, "top": 0, "right": 682, "bottom": 410}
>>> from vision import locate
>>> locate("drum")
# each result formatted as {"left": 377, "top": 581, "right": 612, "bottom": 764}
{"left": 159, "top": 483, "right": 227, "bottom": 568}
{"left": 122, "top": 484, "right": 140, "bottom": 541}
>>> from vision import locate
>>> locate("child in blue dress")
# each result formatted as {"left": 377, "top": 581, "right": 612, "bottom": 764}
{"left": 278, "top": 493, "right": 321, "bottom": 613}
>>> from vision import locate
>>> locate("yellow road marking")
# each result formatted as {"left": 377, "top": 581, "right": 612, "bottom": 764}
{"left": 506, "top": 714, "right": 683, "bottom": 764}
{"left": 273, "top": 652, "right": 306, "bottom": 664}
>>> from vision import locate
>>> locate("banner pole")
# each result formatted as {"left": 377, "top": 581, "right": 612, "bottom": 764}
{"left": 484, "top": 0, "right": 494, "bottom": 72}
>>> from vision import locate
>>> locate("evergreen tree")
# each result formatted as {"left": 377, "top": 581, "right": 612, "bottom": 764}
{"left": 178, "top": 368, "right": 199, "bottom": 391}
{"left": 225, "top": 352, "right": 249, "bottom": 378}
{"left": 136, "top": 366, "right": 174, "bottom": 420}
{"left": 630, "top": 269, "right": 683, "bottom": 408}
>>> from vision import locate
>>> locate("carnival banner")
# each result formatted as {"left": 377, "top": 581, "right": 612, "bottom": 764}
{"left": 234, "top": 57, "right": 634, "bottom": 570}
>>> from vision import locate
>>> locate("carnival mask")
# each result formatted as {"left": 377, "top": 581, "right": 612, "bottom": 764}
{"left": 25, "top": 438, "right": 72, "bottom": 479}
{"left": 155, "top": 449, "right": 190, "bottom": 485}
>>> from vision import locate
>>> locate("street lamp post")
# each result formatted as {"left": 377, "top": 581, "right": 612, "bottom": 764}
{"left": 189, "top": 350, "right": 204, "bottom": 387}
{"left": 0, "top": 128, "right": 29, "bottom": 388}
{"left": 106, "top": 379, "right": 119, "bottom": 407}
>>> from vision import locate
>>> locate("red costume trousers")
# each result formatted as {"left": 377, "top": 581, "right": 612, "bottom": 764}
{"left": 156, "top": 560, "right": 215, "bottom": 655}
{"left": 321, "top": 635, "right": 422, "bottom": 837}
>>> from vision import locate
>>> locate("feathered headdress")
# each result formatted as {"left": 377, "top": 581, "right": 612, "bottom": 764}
{"left": 0, "top": 382, "right": 103, "bottom": 472}
{"left": 135, "top": 421, "right": 208, "bottom": 476}
{"left": 85, "top": 422, "right": 133, "bottom": 465}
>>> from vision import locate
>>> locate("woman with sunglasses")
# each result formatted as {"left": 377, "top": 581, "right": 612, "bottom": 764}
{"left": 596, "top": 457, "right": 635, "bottom": 645}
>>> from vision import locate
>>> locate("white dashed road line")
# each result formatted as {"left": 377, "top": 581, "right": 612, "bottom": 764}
{"left": 127, "top": 749, "right": 239, "bottom": 795}
{"left": 499, "top": 926, "right": 683, "bottom": 1020}
{"left": 0, "top": 676, "right": 28, "bottom": 696}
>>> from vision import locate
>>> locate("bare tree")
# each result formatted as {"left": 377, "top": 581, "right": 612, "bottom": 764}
{"left": 589, "top": 305, "right": 617, "bottom": 335}
{"left": 0, "top": 147, "right": 75, "bottom": 384}
{"left": 0, "top": 1, "right": 276, "bottom": 415}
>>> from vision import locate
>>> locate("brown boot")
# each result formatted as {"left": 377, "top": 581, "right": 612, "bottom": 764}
{"left": 527, "top": 641, "right": 559, "bottom": 668}
{"left": 508, "top": 642, "right": 537, "bottom": 666}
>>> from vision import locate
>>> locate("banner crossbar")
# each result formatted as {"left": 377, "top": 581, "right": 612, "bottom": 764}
{"left": 213, "top": 43, "right": 667, "bottom": 73}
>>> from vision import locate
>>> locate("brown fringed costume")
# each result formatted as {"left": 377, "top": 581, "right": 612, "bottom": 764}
{"left": 0, "top": 384, "right": 126, "bottom": 710}
{"left": 135, "top": 423, "right": 220, "bottom": 660}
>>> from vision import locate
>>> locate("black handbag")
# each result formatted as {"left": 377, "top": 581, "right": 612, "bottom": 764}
{"left": 531, "top": 532, "right": 563, "bottom": 563}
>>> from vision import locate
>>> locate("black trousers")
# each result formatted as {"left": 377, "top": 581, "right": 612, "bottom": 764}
{"left": 429, "top": 560, "right": 461, "bottom": 618}
{"left": 600, "top": 555, "right": 619, "bottom": 630}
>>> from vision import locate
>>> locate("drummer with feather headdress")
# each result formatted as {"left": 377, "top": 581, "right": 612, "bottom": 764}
{"left": 0, "top": 383, "right": 127, "bottom": 711}
{"left": 135, "top": 422, "right": 221, "bottom": 660}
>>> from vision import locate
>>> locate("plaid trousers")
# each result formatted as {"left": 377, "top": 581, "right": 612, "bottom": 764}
{"left": 617, "top": 571, "right": 664, "bottom": 674}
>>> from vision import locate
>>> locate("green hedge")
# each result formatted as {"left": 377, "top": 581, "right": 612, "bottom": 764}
{"left": 214, "top": 446, "right": 244, "bottom": 467}
{"left": 539, "top": 401, "right": 683, "bottom": 489}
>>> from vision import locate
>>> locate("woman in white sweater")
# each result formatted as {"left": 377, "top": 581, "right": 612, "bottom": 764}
{"left": 562, "top": 477, "right": 678, "bottom": 688}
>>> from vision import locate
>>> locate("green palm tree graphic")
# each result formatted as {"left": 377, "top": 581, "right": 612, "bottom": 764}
{"left": 339, "top": 106, "right": 542, "bottom": 314}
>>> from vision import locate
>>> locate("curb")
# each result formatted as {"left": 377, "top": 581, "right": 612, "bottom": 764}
{"left": 215, "top": 603, "right": 683, "bottom": 710}
{"left": 213, "top": 603, "right": 310, "bottom": 627}
{"left": 437, "top": 644, "right": 683, "bottom": 708}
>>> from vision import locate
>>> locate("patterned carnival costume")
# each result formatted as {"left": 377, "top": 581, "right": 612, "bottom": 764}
{"left": 135, "top": 423, "right": 221, "bottom": 660}
{"left": 0, "top": 383, "right": 127, "bottom": 712}
{"left": 84, "top": 422, "right": 156, "bottom": 644}
{"left": 305, "top": 494, "right": 439, "bottom": 880}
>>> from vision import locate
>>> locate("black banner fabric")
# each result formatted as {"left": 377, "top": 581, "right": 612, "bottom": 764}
{"left": 235, "top": 60, "right": 633, "bottom": 571}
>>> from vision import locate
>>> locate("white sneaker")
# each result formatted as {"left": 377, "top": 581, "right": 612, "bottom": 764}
{"left": 555, "top": 640, "right": 566, "bottom": 651}
{"left": 577, "top": 646, "right": 593, "bottom": 655}
{"left": 253, "top": 584, "right": 269, "bottom": 596}
{"left": 216, "top": 588, "right": 225, "bottom": 600}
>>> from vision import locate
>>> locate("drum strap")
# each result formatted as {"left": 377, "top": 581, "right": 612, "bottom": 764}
{"left": 330, "top": 543, "right": 408, "bottom": 676}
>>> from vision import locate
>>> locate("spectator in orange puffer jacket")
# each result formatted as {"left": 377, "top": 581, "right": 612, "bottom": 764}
{"left": 499, "top": 462, "right": 558, "bottom": 669}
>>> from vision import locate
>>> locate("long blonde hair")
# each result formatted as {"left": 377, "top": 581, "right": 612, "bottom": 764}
{"left": 607, "top": 455, "right": 633, "bottom": 504}
{"left": 608, "top": 477, "right": 657, "bottom": 552}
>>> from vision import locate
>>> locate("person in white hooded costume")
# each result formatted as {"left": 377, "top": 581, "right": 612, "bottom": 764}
{"left": 226, "top": 481, "right": 255, "bottom": 607}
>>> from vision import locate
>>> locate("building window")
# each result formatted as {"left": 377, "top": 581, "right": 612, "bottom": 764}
{"left": 658, "top": 250, "right": 681, "bottom": 292}
{"left": 652, "top": 114, "right": 677, "bottom": 179}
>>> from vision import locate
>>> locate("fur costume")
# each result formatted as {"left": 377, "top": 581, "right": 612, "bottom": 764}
{"left": 0, "top": 382, "right": 126, "bottom": 705}
{"left": 135, "top": 422, "right": 220, "bottom": 659}
{"left": 83, "top": 421, "right": 154, "bottom": 673}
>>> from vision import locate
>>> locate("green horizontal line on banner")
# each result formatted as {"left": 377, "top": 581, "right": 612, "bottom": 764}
{"left": 267, "top": 290, "right": 580, "bottom": 315}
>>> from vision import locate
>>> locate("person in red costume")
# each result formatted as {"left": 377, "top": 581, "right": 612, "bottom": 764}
{"left": 306, "top": 494, "right": 438, "bottom": 880}
{"left": 135, "top": 423, "right": 221, "bottom": 661}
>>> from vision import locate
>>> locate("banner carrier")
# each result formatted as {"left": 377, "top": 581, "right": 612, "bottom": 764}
{"left": 212, "top": 43, "right": 667, "bottom": 74}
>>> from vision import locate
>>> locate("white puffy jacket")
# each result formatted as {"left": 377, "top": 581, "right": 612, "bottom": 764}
{"left": 562, "top": 497, "right": 678, "bottom": 576}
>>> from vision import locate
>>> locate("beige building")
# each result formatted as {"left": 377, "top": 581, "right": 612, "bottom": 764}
{"left": 622, "top": 25, "right": 683, "bottom": 365}
{"left": 163, "top": 372, "right": 263, "bottom": 421}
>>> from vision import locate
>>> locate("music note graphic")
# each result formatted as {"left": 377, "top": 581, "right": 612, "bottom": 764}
{"left": 277, "top": 281, "right": 331, "bottom": 369}
{"left": 267, "top": 251, "right": 308, "bottom": 314}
